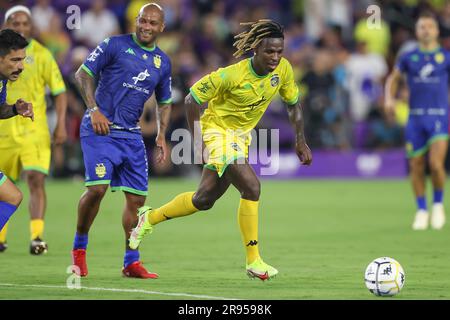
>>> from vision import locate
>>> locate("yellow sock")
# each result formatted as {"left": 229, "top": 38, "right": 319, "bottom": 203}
{"left": 238, "top": 198, "right": 260, "bottom": 264}
{"left": 30, "top": 219, "right": 44, "bottom": 240}
{"left": 0, "top": 222, "right": 8, "bottom": 243}
{"left": 149, "top": 192, "right": 198, "bottom": 225}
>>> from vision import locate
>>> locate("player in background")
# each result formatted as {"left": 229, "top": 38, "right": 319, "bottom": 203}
{"left": 129, "top": 20, "right": 312, "bottom": 280}
{"left": 0, "top": 6, "right": 67, "bottom": 254}
{"left": 0, "top": 29, "right": 34, "bottom": 236}
{"left": 72, "top": 3, "right": 171, "bottom": 278}
{"left": 385, "top": 12, "right": 449, "bottom": 230}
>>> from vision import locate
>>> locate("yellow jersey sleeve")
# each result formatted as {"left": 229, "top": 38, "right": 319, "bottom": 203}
{"left": 189, "top": 66, "right": 234, "bottom": 104}
{"left": 43, "top": 51, "right": 66, "bottom": 96}
{"left": 279, "top": 59, "right": 299, "bottom": 105}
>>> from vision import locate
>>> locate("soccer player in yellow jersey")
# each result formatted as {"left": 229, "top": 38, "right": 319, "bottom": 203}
{"left": 0, "top": 29, "right": 34, "bottom": 244}
{"left": 129, "top": 20, "right": 312, "bottom": 280}
{"left": 0, "top": 6, "right": 67, "bottom": 254}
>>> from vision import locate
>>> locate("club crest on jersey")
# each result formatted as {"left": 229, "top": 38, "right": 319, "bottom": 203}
{"left": 406, "top": 143, "right": 413, "bottom": 154}
{"left": 435, "top": 52, "right": 445, "bottom": 64}
{"left": 154, "top": 55, "right": 161, "bottom": 68}
{"left": 230, "top": 142, "right": 241, "bottom": 152}
{"left": 132, "top": 69, "right": 150, "bottom": 84}
{"left": 270, "top": 74, "right": 279, "bottom": 87}
{"left": 0, "top": 81, "right": 3, "bottom": 93}
{"left": 95, "top": 163, "right": 107, "bottom": 178}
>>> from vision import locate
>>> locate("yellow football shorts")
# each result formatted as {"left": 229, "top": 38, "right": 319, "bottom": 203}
{"left": 0, "top": 137, "right": 51, "bottom": 181}
{"left": 202, "top": 128, "right": 250, "bottom": 177}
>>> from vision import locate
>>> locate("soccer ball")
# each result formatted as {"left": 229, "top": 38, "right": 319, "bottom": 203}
{"left": 364, "top": 257, "right": 405, "bottom": 297}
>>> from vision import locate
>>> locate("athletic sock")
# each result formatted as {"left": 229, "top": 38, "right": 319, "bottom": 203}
{"left": 0, "top": 201, "right": 17, "bottom": 231}
{"left": 0, "top": 221, "right": 8, "bottom": 243}
{"left": 433, "top": 190, "right": 443, "bottom": 204}
{"left": 73, "top": 233, "right": 88, "bottom": 250}
{"left": 149, "top": 191, "right": 198, "bottom": 225}
{"left": 238, "top": 198, "right": 260, "bottom": 265}
{"left": 417, "top": 196, "right": 427, "bottom": 212}
{"left": 30, "top": 219, "right": 44, "bottom": 240}
{"left": 124, "top": 249, "right": 140, "bottom": 267}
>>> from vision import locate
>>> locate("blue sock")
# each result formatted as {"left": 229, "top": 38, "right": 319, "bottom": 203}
{"left": 0, "top": 201, "right": 17, "bottom": 230}
{"left": 73, "top": 233, "right": 88, "bottom": 250}
{"left": 433, "top": 190, "right": 443, "bottom": 204}
{"left": 417, "top": 196, "right": 427, "bottom": 211}
{"left": 124, "top": 250, "right": 140, "bottom": 267}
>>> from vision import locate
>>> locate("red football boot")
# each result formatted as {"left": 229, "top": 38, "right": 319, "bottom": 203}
{"left": 72, "top": 249, "right": 88, "bottom": 277}
{"left": 122, "top": 261, "right": 158, "bottom": 279}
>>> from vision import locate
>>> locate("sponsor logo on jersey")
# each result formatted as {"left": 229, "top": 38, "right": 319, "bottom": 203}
{"left": 419, "top": 63, "right": 435, "bottom": 79}
{"left": 247, "top": 95, "right": 267, "bottom": 111}
{"left": 132, "top": 69, "right": 150, "bottom": 84}
{"left": 122, "top": 69, "right": 151, "bottom": 94}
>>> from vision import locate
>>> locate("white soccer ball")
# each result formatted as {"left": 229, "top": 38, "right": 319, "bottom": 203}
{"left": 364, "top": 257, "right": 405, "bottom": 297}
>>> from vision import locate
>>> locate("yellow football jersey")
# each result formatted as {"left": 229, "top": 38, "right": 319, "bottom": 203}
{"left": 190, "top": 57, "right": 299, "bottom": 136}
{"left": 0, "top": 39, "right": 66, "bottom": 147}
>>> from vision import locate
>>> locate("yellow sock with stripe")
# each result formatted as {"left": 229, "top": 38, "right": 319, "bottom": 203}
{"left": 149, "top": 192, "right": 198, "bottom": 225}
{"left": 238, "top": 198, "right": 260, "bottom": 265}
{"left": 30, "top": 219, "right": 44, "bottom": 240}
{"left": 0, "top": 222, "right": 8, "bottom": 243}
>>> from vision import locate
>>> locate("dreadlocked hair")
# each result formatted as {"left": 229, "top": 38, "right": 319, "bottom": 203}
{"left": 233, "top": 19, "right": 284, "bottom": 58}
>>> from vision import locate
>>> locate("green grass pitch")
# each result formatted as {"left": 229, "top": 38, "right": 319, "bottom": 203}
{"left": 0, "top": 178, "right": 449, "bottom": 300}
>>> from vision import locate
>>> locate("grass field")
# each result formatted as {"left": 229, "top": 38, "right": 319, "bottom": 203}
{"left": 0, "top": 178, "right": 449, "bottom": 300}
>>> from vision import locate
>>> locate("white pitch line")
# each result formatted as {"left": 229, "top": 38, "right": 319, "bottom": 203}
{"left": 0, "top": 283, "right": 239, "bottom": 300}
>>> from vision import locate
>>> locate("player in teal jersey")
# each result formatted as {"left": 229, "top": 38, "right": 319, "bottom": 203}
{"left": 71, "top": 3, "right": 172, "bottom": 278}
{"left": 385, "top": 12, "right": 449, "bottom": 230}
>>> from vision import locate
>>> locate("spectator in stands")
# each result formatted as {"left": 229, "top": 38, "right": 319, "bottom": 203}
{"left": 31, "top": 0, "right": 56, "bottom": 36}
{"left": 73, "top": 0, "right": 120, "bottom": 48}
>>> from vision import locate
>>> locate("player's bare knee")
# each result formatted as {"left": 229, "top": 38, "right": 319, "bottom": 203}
{"left": 26, "top": 172, "right": 45, "bottom": 190}
{"left": 429, "top": 160, "right": 445, "bottom": 174}
{"left": 11, "top": 189, "right": 23, "bottom": 207}
{"left": 410, "top": 158, "right": 425, "bottom": 172}
{"left": 241, "top": 181, "right": 260, "bottom": 201}
{"left": 192, "top": 191, "right": 216, "bottom": 211}
{"left": 126, "top": 195, "right": 146, "bottom": 211}
{"left": 86, "top": 185, "right": 108, "bottom": 201}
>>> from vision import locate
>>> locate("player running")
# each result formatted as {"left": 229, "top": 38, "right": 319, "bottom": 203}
{"left": 385, "top": 12, "right": 449, "bottom": 230}
{"left": 0, "top": 29, "right": 34, "bottom": 237}
{"left": 129, "top": 20, "right": 312, "bottom": 280}
{"left": 71, "top": 3, "right": 172, "bottom": 278}
{"left": 0, "top": 5, "right": 67, "bottom": 254}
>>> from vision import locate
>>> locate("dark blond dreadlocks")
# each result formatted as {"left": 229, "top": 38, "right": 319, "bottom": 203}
{"left": 233, "top": 19, "right": 284, "bottom": 58}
